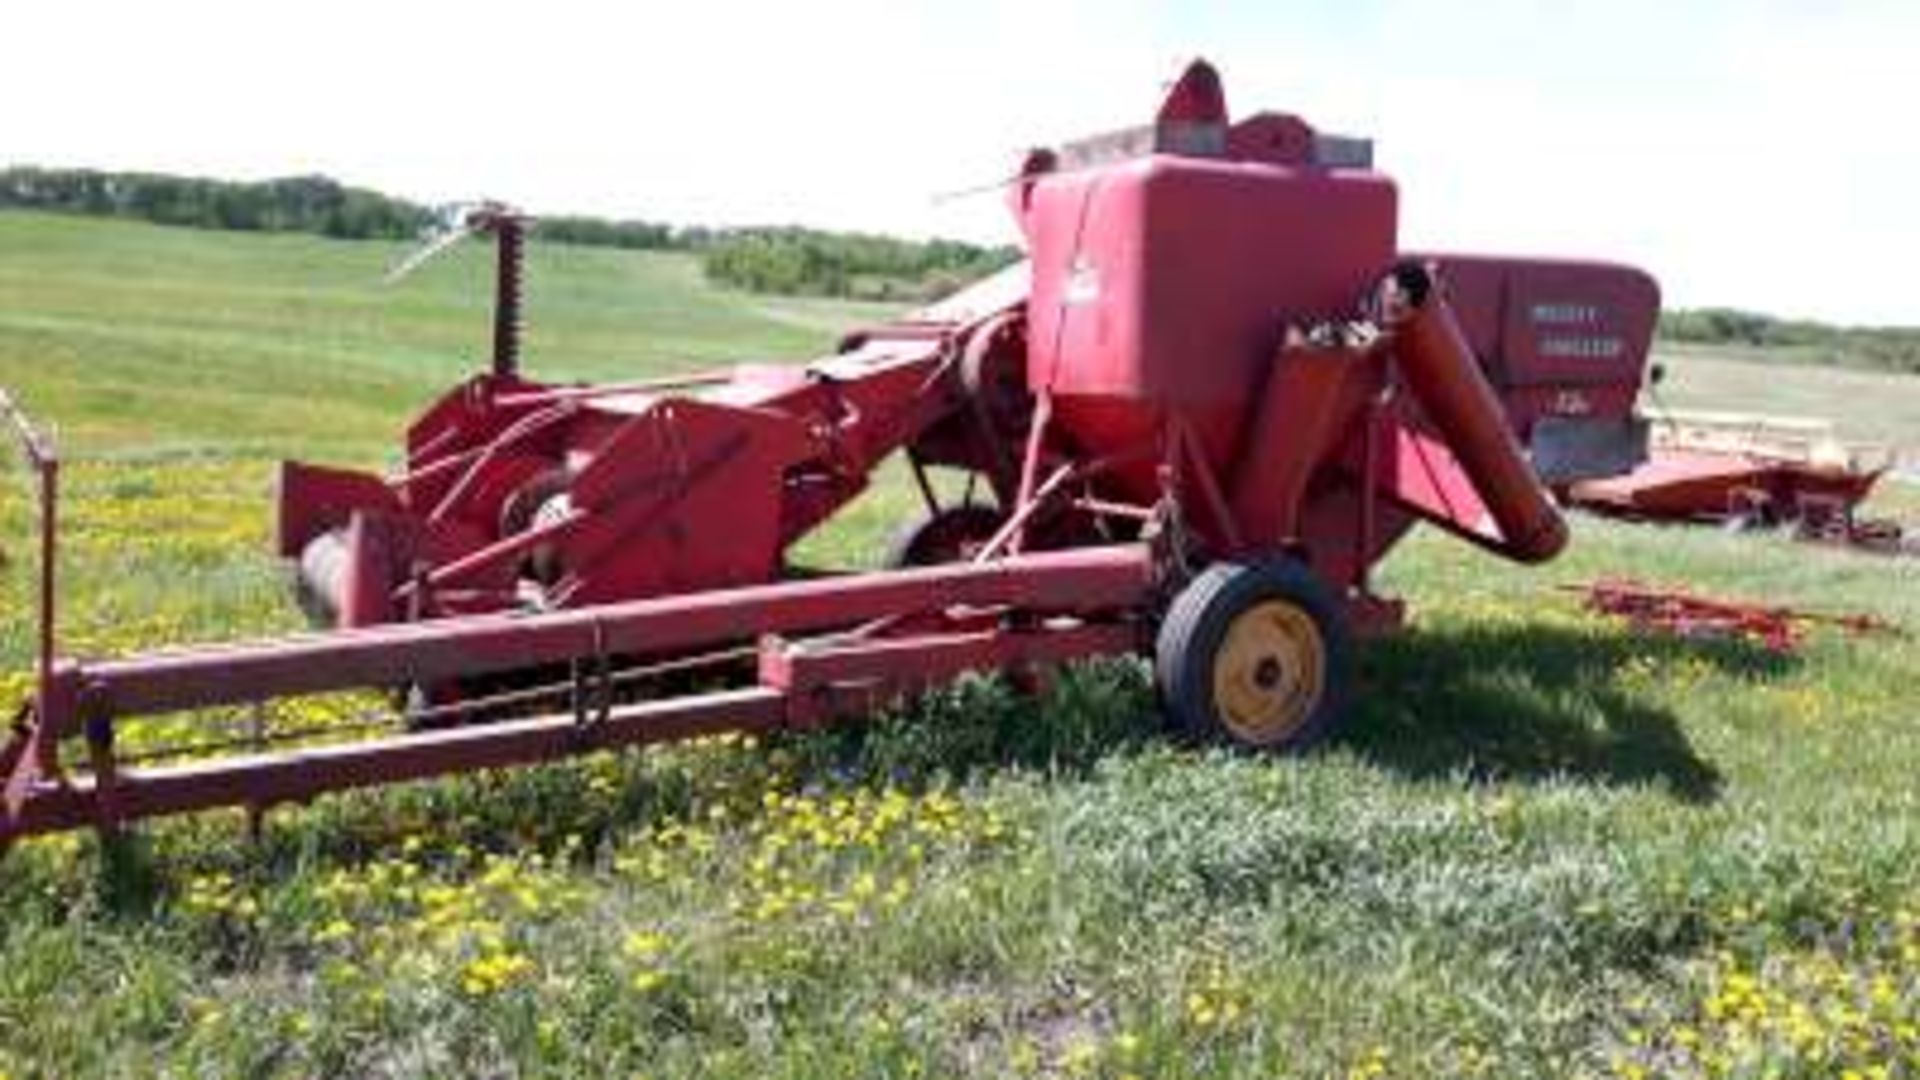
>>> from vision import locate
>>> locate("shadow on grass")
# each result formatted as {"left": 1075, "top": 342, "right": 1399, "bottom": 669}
{"left": 1340, "top": 622, "right": 1791, "bottom": 802}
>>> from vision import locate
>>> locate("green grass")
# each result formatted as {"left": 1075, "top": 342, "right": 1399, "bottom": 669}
{"left": 0, "top": 213, "right": 877, "bottom": 461}
{"left": 3, "top": 211, "right": 1919, "bottom": 1079}
{"left": 1655, "top": 345, "right": 1920, "bottom": 458}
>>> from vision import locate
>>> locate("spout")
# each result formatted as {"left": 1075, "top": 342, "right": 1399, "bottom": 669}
{"left": 1385, "top": 263, "right": 1568, "bottom": 563}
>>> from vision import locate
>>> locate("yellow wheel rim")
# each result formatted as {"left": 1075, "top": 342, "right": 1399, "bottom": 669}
{"left": 1210, "top": 599, "right": 1326, "bottom": 745}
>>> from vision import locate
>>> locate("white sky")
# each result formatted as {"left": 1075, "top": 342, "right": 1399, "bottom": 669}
{"left": 7, "top": 0, "right": 1917, "bottom": 325}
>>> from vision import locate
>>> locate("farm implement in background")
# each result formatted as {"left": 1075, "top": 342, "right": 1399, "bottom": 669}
{"left": 1566, "top": 408, "right": 1913, "bottom": 555}
{"left": 0, "top": 60, "right": 1661, "bottom": 855}
{"left": 1565, "top": 580, "right": 1901, "bottom": 653}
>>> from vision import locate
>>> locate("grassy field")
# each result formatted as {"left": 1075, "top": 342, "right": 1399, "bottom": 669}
{"left": 2, "top": 211, "right": 1918, "bottom": 1079}
{"left": 1656, "top": 344, "right": 1920, "bottom": 461}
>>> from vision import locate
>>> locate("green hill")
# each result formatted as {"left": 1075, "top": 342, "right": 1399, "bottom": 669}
{"left": 0, "top": 212, "right": 894, "bottom": 460}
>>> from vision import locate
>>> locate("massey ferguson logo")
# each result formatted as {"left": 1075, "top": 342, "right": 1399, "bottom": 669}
{"left": 1530, "top": 302, "right": 1602, "bottom": 325}
{"left": 1531, "top": 301, "right": 1624, "bottom": 360}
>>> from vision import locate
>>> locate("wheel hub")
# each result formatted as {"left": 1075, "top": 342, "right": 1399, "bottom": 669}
{"left": 1211, "top": 599, "right": 1326, "bottom": 745}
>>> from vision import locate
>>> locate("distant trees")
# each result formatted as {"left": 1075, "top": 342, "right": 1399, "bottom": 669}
{"left": 1661, "top": 308, "right": 1820, "bottom": 349}
{"left": 700, "top": 228, "right": 1019, "bottom": 302}
{"left": 0, "top": 167, "right": 435, "bottom": 239}
{"left": 530, "top": 215, "right": 676, "bottom": 250}
{"left": 1660, "top": 307, "right": 1920, "bottom": 375}
{"left": 0, "top": 165, "right": 1020, "bottom": 302}
{"left": 0, "top": 167, "right": 713, "bottom": 249}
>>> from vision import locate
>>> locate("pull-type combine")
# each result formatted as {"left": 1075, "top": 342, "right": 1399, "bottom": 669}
{"left": 0, "top": 62, "right": 1658, "bottom": 851}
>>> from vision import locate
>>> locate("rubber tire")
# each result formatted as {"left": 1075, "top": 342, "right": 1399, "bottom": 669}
{"left": 883, "top": 504, "right": 1005, "bottom": 568}
{"left": 1155, "top": 558, "right": 1353, "bottom": 753}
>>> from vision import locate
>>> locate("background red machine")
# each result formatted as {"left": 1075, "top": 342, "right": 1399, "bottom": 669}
{"left": 2, "top": 60, "right": 1658, "bottom": 849}
{"left": 1564, "top": 409, "right": 1909, "bottom": 554}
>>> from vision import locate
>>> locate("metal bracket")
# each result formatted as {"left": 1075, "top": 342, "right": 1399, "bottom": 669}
{"left": 571, "top": 617, "right": 614, "bottom": 742}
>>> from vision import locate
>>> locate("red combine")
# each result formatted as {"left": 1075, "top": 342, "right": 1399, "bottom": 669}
{"left": 0, "top": 61, "right": 1658, "bottom": 851}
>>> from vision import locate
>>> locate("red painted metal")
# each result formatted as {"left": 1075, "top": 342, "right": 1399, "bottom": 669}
{"left": 762, "top": 622, "right": 1138, "bottom": 729}
{"left": 1571, "top": 447, "right": 1883, "bottom": 525}
{"left": 0, "top": 59, "right": 1664, "bottom": 851}
{"left": 1412, "top": 256, "right": 1660, "bottom": 413}
{"left": 79, "top": 546, "right": 1152, "bottom": 724}
{"left": 1228, "top": 329, "right": 1383, "bottom": 545}
{"left": 2, "top": 548, "right": 1150, "bottom": 847}
{"left": 1566, "top": 414, "right": 1910, "bottom": 555}
{"left": 1019, "top": 128, "right": 1397, "bottom": 484}
{"left": 0, "top": 389, "right": 60, "bottom": 831}
{"left": 8, "top": 690, "right": 794, "bottom": 838}
{"left": 1569, "top": 579, "right": 1900, "bottom": 652}
{"left": 0, "top": 390, "right": 57, "bottom": 707}
{"left": 1383, "top": 263, "right": 1568, "bottom": 563}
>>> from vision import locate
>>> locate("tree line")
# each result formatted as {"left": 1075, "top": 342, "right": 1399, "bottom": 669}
{"left": 0, "top": 166, "right": 1016, "bottom": 302}
{"left": 1660, "top": 307, "right": 1920, "bottom": 375}
{"left": 7, "top": 167, "right": 1909, "bottom": 347}
{"left": 0, "top": 167, "right": 433, "bottom": 240}
{"left": 0, "top": 166, "right": 698, "bottom": 247}
{"left": 700, "top": 228, "right": 1018, "bottom": 302}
